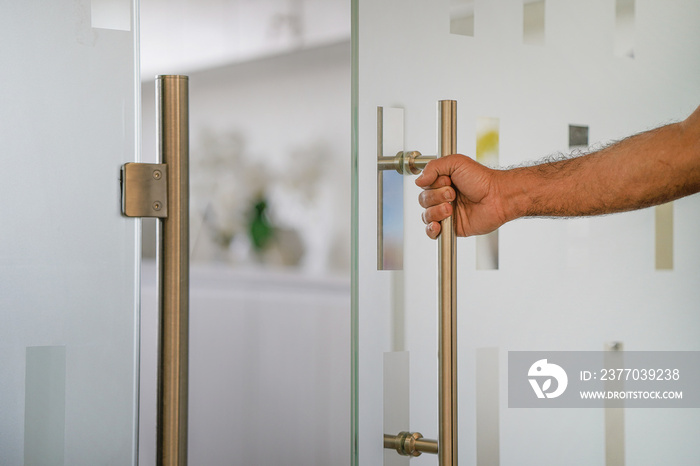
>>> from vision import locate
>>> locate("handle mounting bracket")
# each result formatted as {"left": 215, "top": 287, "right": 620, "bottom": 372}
{"left": 121, "top": 163, "right": 168, "bottom": 218}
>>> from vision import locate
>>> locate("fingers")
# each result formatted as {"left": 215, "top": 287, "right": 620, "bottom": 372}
{"left": 419, "top": 186, "right": 454, "bottom": 208}
{"left": 421, "top": 202, "right": 453, "bottom": 226}
{"left": 425, "top": 221, "right": 441, "bottom": 240}
{"left": 416, "top": 154, "right": 467, "bottom": 239}
{"left": 423, "top": 175, "right": 452, "bottom": 190}
{"left": 415, "top": 154, "right": 466, "bottom": 188}
{"left": 419, "top": 184, "right": 454, "bottom": 239}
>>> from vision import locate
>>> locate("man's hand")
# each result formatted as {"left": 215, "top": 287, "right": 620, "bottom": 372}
{"left": 416, "top": 154, "right": 509, "bottom": 239}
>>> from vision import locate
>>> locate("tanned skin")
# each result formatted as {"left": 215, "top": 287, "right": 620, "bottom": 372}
{"left": 416, "top": 105, "right": 700, "bottom": 239}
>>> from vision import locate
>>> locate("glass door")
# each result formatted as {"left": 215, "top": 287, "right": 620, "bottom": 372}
{"left": 352, "top": 1, "right": 700, "bottom": 465}
{"left": 0, "top": 1, "right": 140, "bottom": 464}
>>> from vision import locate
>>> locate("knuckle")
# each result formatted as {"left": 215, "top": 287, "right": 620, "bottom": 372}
{"left": 420, "top": 190, "right": 438, "bottom": 208}
{"left": 418, "top": 191, "right": 428, "bottom": 207}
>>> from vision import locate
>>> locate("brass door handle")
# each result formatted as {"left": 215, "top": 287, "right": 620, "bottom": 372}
{"left": 381, "top": 101, "right": 458, "bottom": 465}
{"left": 437, "top": 100, "right": 458, "bottom": 466}
{"left": 123, "top": 75, "right": 190, "bottom": 466}
{"left": 156, "top": 75, "right": 190, "bottom": 466}
{"left": 384, "top": 432, "right": 438, "bottom": 457}
{"left": 378, "top": 150, "right": 436, "bottom": 175}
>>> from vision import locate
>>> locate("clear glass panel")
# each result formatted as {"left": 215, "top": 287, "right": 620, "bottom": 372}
{"left": 0, "top": 1, "right": 140, "bottom": 464}
{"left": 139, "top": 3, "right": 352, "bottom": 464}
{"left": 353, "top": 0, "right": 700, "bottom": 464}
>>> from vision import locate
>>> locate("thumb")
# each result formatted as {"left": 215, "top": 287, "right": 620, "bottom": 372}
{"left": 415, "top": 154, "right": 464, "bottom": 188}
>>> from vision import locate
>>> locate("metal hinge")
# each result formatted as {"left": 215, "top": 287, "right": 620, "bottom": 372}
{"left": 121, "top": 163, "right": 168, "bottom": 218}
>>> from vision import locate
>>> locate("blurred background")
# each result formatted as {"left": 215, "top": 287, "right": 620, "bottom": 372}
{"left": 141, "top": 0, "right": 350, "bottom": 273}
{"left": 138, "top": 1, "right": 352, "bottom": 464}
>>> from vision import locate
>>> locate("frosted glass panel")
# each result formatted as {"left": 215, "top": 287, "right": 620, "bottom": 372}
{"left": 475, "top": 117, "right": 499, "bottom": 270}
{"left": 450, "top": 0, "right": 475, "bottom": 37}
{"left": 0, "top": 1, "right": 139, "bottom": 464}
{"left": 615, "top": 0, "right": 636, "bottom": 58}
{"left": 353, "top": 0, "right": 700, "bottom": 464}
{"left": 523, "top": 0, "right": 546, "bottom": 45}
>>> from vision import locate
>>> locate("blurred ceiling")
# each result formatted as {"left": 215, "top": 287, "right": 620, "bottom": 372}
{"left": 140, "top": 0, "right": 350, "bottom": 80}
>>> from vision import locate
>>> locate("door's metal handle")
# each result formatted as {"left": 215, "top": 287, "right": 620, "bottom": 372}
{"left": 437, "top": 100, "right": 458, "bottom": 466}
{"left": 378, "top": 150, "right": 436, "bottom": 175}
{"left": 382, "top": 101, "right": 458, "bottom": 465}
{"left": 157, "top": 75, "right": 190, "bottom": 466}
{"left": 384, "top": 432, "right": 438, "bottom": 457}
{"left": 120, "top": 75, "right": 190, "bottom": 465}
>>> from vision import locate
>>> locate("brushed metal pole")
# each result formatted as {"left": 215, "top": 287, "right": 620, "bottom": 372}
{"left": 377, "top": 107, "right": 384, "bottom": 270}
{"left": 438, "top": 100, "right": 457, "bottom": 466}
{"left": 156, "top": 75, "right": 189, "bottom": 466}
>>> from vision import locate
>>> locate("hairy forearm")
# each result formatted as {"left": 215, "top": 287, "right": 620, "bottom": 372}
{"left": 498, "top": 107, "right": 700, "bottom": 221}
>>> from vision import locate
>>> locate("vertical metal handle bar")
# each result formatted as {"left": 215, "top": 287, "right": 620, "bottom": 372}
{"left": 156, "top": 75, "right": 190, "bottom": 466}
{"left": 438, "top": 100, "right": 458, "bottom": 466}
{"left": 377, "top": 107, "right": 384, "bottom": 270}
